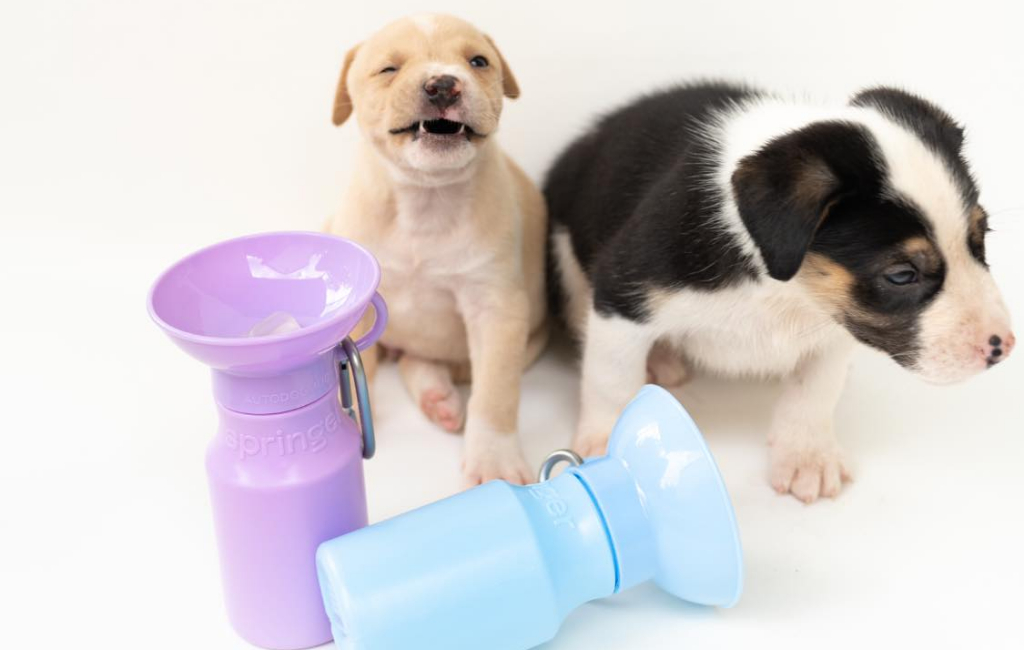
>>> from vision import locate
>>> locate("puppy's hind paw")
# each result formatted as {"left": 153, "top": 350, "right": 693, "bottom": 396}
{"left": 770, "top": 441, "right": 853, "bottom": 504}
{"left": 420, "top": 388, "right": 465, "bottom": 433}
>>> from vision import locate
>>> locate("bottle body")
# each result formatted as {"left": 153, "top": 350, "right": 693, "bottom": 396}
{"left": 208, "top": 388, "right": 368, "bottom": 649}
{"left": 316, "top": 473, "right": 616, "bottom": 650}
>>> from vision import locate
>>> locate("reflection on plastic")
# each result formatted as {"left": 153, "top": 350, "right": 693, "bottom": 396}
{"left": 246, "top": 253, "right": 354, "bottom": 317}
{"left": 247, "top": 311, "right": 302, "bottom": 337}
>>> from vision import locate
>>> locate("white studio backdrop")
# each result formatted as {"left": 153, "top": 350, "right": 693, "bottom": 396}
{"left": 1, "top": 1, "right": 1022, "bottom": 649}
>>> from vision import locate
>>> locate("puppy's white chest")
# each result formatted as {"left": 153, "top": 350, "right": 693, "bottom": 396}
{"left": 380, "top": 183, "right": 492, "bottom": 275}
{"left": 654, "top": 283, "right": 844, "bottom": 376}
{"left": 367, "top": 200, "right": 492, "bottom": 357}
{"left": 375, "top": 229, "right": 460, "bottom": 321}
{"left": 376, "top": 208, "right": 492, "bottom": 287}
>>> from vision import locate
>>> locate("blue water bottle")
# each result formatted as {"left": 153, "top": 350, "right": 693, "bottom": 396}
{"left": 316, "top": 385, "right": 743, "bottom": 650}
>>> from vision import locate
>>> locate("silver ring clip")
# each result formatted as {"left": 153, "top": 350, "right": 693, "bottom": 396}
{"left": 538, "top": 449, "right": 584, "bottom": 483}
{"left": 338, "top": 337, "right": 376, "bottom": 460}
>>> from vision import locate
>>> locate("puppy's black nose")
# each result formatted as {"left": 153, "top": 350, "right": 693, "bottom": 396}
{"left": 985, "top": 332, "right": 1014, "bottom": 367}
{"left": 423, "top": 75, "right": 462, "bottom": 109}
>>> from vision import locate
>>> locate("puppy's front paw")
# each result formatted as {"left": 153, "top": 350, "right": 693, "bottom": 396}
{"left": 462, "top": 432, "right": 532, "bottom": 487}
{"left": 770, "top": 435, "right": 853, "bottom": 503}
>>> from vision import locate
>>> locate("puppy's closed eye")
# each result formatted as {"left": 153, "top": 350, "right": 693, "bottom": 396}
{"left": 882, "top": 262, "right": 919, "bottom": 286}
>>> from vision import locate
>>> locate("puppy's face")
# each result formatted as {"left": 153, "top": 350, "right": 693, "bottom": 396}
{"left": 733, "top": 89, "right": 1014, "bottom": 383}
{"left": 332, "top": 15, "right": 519, "bottom": 176}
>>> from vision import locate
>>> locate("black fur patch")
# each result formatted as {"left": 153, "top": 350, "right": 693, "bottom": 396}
{"left": 544, "top": 82, "right": 761, "bottom": 321}
{"left": 813, "top": 196, "right": 945, "bottom": 365}
{"left": 851, "top": 87, "right": 979, "bottom": 206}
{"left": 731, "top": 116, "right": 948, "bottom": 364}
{"left": 732, "top": 121, "right": 885, "bottom": 280}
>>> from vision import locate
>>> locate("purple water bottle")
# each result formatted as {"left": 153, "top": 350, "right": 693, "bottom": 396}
{"left": 148, "top": 232, "right": 387, "bottom": 649}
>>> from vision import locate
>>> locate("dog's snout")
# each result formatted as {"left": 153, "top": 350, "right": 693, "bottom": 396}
{"left": 986, "top": 331, "right": 1014, "bottom": 367}
{"left": 423, "top": 75, "right": 462, "bottom": 109}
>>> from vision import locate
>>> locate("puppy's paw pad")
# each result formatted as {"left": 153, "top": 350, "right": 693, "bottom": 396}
{"left": 420, "top": 388, "right": 464, "bottom": 433}
{"left": 770, "top": 444, "right": 852, "bottom": 504}
{"left": 463, "top": 436, "right": 532, "bottom": 487}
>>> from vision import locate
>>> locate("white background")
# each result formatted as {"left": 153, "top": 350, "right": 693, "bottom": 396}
{"left": 2, "top": 1, "right": 1023, "bottom": 648}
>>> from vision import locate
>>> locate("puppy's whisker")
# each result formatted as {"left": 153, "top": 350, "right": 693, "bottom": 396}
{"left": 986, "top": 206, "right": 1024, "bottom": 216}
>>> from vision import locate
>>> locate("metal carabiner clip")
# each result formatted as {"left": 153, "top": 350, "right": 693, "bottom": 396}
{"left": 537, "top": 449, "right": 584, "bottom": 483}
{"left": 338, "top": 336, "right": 376, "bottom": 460}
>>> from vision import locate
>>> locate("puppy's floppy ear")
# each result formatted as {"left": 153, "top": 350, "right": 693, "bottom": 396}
{"left": 731, "top": 121, "right": 881, "bottom": 281}
{"left": 332, "top": 44, "right": 361, "bottom": 126}
{"left": 851, "top": 86, "right": 965, "bottom": 155}
{"left": 484, "top": 34, "right": 520, "bottom": 99}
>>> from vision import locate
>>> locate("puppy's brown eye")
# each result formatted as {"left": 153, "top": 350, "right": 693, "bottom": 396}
{"left": 379, "top": 66, "right": 398, "bottom": 75}
{"left": 469, "top": 55, "right": 489, "bottom": 68}
{"left": 883, "top": 263, "right": 919, "bottom": 286}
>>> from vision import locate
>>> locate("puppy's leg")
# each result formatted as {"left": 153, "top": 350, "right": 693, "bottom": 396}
{"left": 398, "top": 355, "right": 465, "bottom": 433}
{"left": 769, "top": 338, "right": 855, "bottom": 503}
{"left": 646, "top": 338, "right": 689, "bottom": 387}
{"left": 574, "top": 308, "right": 658, "bottom": 458}
{"left": 446, "top": 324, "right": 546, "bottom": 387}
{"left": 458, "top": 287, "right": 533, "bottom": 487}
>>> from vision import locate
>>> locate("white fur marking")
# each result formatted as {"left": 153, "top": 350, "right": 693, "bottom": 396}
{"left": 409, "top": 14, "right": 437, "bottom": 35}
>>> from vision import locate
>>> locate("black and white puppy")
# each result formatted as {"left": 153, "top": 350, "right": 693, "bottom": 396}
{"left": 545, "top": 82, "right": 1014, "bottom": 503}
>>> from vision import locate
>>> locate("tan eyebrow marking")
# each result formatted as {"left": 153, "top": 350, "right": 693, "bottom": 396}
{"left": 798, "top": 253, "right": 855, "bottom": 313}
{"left": 901, "top": 236, "right": 943, "bottom": 273}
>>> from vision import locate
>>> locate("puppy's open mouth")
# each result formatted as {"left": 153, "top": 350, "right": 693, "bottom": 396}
{"left": 389, "top": 119, "right": 478, "bottom": 140}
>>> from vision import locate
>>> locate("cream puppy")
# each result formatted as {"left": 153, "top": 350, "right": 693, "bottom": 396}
{"left": 326, "top": 15, "right": 547, "bottom": 485}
